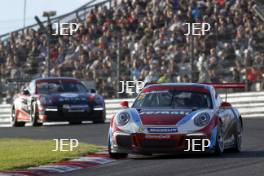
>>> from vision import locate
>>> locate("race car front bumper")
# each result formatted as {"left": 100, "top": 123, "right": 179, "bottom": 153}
{"left": 38, "top": 105, "right": 105, "bottom": 122}
{"left": 111, "top": 132, "right": 211, "bottom": 154}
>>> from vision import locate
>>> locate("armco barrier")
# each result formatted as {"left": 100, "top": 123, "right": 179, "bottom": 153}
{"left": 0, "top": 92, "right": 264, "bottom": 125}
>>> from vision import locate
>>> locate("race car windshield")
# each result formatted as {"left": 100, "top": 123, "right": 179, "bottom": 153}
{"left": 133, "top": 90, "right": 212, "bottom": 109}
{"left": 36, "top": 81, "right": 88, "bottom": 94}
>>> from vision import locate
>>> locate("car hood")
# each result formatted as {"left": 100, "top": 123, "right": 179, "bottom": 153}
{"left": 138, "top": 109, "right": 192, "bottom": 126}
{"left": 47, "top": 92, "right": 87, "bottom": 98}
{"left": 40, "top": 92, "right": 90, "bottom": 104}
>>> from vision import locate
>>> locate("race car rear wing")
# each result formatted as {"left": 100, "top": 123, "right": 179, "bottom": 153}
{"left": 143, "top": 82, "right": 245, "bottom": 101}
{"left": 202, "top": 83, "right": 245, "bottom": 101}
{"left": 202, "top": 83, "right": 245, "bottom": 89}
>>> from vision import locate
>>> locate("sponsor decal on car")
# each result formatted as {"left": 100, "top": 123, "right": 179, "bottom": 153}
{"left": 140, "top": 111, "right": 189, "bottom": 115}
{"left": 60, "top": 93, "right": 79, "bottom": 98}
{"left": 147, "top": 127, "right": 178, "bottom": 133}
{"left": 145, "top": 134, "right": 171, "bottom": 139}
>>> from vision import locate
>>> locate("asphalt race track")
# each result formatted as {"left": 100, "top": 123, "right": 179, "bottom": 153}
{"left": 0, "top": 123, "right": 109, "bottom": 146}
{"left": 1, "top": 118, "right": 264, "bottom": 176}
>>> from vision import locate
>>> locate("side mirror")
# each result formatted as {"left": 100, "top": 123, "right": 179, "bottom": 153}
{"left": 90, "top": 89, "right": 96, "bottom": 93}
{"left": 22, "top": 89, "right": 30, "bottom": 95}
{"left": 120, "top": 101, "right": 129, "bottom": 108}
{"left": 220, "top": 102, "right": 231, "bottom": 108}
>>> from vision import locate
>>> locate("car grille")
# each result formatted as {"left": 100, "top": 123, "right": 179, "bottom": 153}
{"left": 140, "top": 140, "right": 177, "bottom": 148}
{"left": 61, "top": 100, "right": 86, "bottom": 105}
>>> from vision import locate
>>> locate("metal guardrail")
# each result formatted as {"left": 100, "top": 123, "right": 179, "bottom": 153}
{"left": 0, "top": 92, "right": 264, "bottom": 125}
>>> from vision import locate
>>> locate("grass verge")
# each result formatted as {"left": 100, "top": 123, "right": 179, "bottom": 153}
{"left": 0, "top": 138, "right": 103, "bottom": 171}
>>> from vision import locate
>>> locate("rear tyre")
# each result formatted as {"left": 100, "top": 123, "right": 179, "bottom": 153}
{"left": 29, "top": 102, "right": 42, "bottom": 127}
{"left": 214, "top": 125, "right": 224, "bottom": 155}
{"left": 230, "top": 120, "right": 242, "bottom": 153}
{"left": 108, "top": 137, "right": 128, "bottom": 159}
{"left": 11, "top": 106, "right": 25, "bottom": 127}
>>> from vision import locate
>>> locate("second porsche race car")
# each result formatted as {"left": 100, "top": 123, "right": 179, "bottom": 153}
{"left": 108, "top": 83, "right": 244, "bottom": 158}
{"left": 11, "top": 77, "right": 106, "bottom": 126}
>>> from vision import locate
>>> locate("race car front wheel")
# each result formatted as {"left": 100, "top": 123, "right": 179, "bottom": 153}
{"left": 108, "top": 137, "right": 128, "bottom": 159}
{"left": 11, "top": 106, "right": 25, "bottom": 127}
{"left": 230, "top": 120, "right": 243, "bottom": 152}
{"left": 214, "top": 125, "right": 224, "bottom": 155}
{"left": 93, "top": 110, "right": 106, "bottom": 124}
{"left": 29, "top": 102, "right": 42, "bottom": 127}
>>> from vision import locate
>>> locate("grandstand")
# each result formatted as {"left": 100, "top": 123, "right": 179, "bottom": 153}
{"left": 0, "top": 0, "right": 264, "bottom": 103}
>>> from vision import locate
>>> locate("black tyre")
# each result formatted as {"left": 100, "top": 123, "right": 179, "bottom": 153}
{"left": 11, "top": 106, "right": 25, "bottom": 127}
{"left": 29, "top": 102, "right": 42, "bottom": 127}
{"left": 108, "top": 137, "right": 128, "bottom": 159}
{"left": 230, "top": 120, "right": 243, "bottom": 152}
{"left": 214, "top": 125, "right": 224, "bottom": 155}
{"left": 93, "top": 111, "right": 106, "bottom": 124}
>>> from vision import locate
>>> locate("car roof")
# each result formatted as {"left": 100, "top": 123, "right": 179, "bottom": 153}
{"left": 34, "top": 77, "right": 80, "bottom": 82}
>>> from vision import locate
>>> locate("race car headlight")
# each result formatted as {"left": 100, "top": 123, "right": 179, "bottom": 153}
{"left": 116, "top": 112, "right": 130, "bottom": 126}
{"left": 38, "top": 96, "right": 52, "bottom": 106}
{"left": 39, "top": 96, "right": 48, "bottom": 106}
{"left": 194, "top": 113, "right": 210, "bottom": 127}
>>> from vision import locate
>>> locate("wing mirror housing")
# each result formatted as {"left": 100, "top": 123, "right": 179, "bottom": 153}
{"left": 22, "top": 89, "right": 30, "bottom": 95}
{"left": 220, "top": 102, "right": 232, "bottom": 108}
{"left": 90, "top": 88, "right": 96, "bottom": 94}
{"left": 120, "top": 101, "right": 129, "bottom": 108}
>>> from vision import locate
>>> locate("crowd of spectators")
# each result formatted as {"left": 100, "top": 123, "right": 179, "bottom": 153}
{"left": 0, "top": 0, "right": 264, "bottom": 100}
